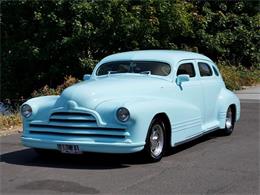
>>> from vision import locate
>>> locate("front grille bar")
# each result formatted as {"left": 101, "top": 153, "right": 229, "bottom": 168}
{"left": 29, "top": 123, "right": 125, "bottom": 131}
{"left": 51, "top": 112, "right": 92, "bottom": 116}
{"left": 49, "top": 118, "right": 96, "bottom": 123}
{"left": 30, "top": 131, "right": 125, "bottom": 139}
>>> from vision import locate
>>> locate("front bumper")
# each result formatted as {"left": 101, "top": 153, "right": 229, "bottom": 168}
{"left": 21, "top": 136, "right": 145, "bottom": 154}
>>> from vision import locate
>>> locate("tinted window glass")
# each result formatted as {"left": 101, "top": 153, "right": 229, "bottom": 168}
{"left": 212, "top": 66, "right": 219, "bottom": 76}
{"left": 198, "top": 62, "right": 213, "bottom": 77}
{"left": 177, "top": 63, "right": 195, "bottom": 77}
{"left": 96, "top": 61, "right": 171, "bottom": 76}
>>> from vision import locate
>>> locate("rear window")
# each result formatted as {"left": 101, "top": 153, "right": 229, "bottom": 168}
{"left": 198, "top": 62, "right": 213, "bottom": 77}
{"left": 96, "top": 61, "right": 171, "bottom": 76}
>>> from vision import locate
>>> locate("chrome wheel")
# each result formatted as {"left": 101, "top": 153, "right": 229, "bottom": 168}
{"left": 149, "top": 124, "right": 164, "bottom": 158}
{"left": 144, "top": 118, "right": 166, "bottom": 162}
{"left": 225, "top": 107, "right": 233, "bottom": 130}
{"left": 222, "top": 106, "right": 235, "bottom": 136}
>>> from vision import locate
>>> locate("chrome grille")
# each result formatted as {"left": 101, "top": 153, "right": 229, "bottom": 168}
{"left": 28, "top": 111, "right": 128, "bottom": 139}
{"left": 49, "top": 112, "right": 96, "bottom": 123}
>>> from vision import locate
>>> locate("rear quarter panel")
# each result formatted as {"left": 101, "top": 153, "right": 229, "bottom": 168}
{"left": 217, "top": 88, "right": 240, "bottom": 128}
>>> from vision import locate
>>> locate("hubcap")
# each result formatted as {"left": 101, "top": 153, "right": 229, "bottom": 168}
{"left": 225, "top": 108, "right": 233, "bottom": 129}
{"left": 150, "top": 124, "right": 164, "bottom": 157}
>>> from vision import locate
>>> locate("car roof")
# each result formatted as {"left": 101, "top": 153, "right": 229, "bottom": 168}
{"left": 99, "top": 50, "right": 213, "bottom": 65}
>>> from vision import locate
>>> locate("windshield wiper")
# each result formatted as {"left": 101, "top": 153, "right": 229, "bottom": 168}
{"left": 140, "top": 71, "right": 151, "bottom": 75}
{"left": 108, "top": 71, "right": 119, "bottom": 76}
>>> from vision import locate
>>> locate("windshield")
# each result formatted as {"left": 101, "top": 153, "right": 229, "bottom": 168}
{"left": 96, "top": 61, "right": 171, "bottom": 76}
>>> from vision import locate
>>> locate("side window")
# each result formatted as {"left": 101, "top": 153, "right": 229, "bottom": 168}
{"left": 212, "top": 66, "right": 219, "bottom": 76}
{"left": 198, "top": 62, "right": 213, "bottom": 77}
{"left": 177, "top": 63, "right": 196, "bottom": 77}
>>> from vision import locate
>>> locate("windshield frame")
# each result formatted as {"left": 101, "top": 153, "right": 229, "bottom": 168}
{"left": 95, "top": 60, "right": 172, "bottom": 77}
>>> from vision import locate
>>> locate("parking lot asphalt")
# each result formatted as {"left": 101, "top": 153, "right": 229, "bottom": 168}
{"left": 0, "top": 100, "right": 259, "bottom": 195}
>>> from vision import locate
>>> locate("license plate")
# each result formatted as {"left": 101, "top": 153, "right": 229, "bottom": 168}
{"left": 57, "top": 144, "right": 82, "bottom": 154}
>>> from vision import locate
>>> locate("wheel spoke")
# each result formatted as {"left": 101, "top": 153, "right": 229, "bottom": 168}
{"left": 149, "top": 123, "right": 164, "bottom": 157}
{"left": 150, "top": 140, "right": 157, "bottom": 151}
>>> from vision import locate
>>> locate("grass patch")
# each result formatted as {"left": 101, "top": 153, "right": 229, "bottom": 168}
{"left": 218, "top": 63, "right": 260, "bottom": 90}
{"left": 0, "top": 112, "right": 22, "bottom": 135}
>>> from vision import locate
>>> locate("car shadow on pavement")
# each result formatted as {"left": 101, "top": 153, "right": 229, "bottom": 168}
{"left": 0, "top": 131, "right": 222, "bottom": 170}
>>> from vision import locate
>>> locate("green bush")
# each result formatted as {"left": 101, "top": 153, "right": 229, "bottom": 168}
{"left": 31, "top": 75, "right": 79, "bottom": 97}
{"left": 1, "top": 0, "right": 259, "bottom": 100}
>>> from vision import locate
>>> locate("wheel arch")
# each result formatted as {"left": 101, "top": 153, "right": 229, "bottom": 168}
{"left": 152, "top": 112, "right": 172, "bottom": 150}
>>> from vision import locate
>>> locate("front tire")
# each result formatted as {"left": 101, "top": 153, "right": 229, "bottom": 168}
{"left": 222, "top": 106, "right": 235, "bottom": 136}
{"left": 143, "top": 118, "right": 166, "bottom": 162}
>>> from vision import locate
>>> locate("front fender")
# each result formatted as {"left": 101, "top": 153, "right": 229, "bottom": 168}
{"left": 125, "top": 98, "right": 202, "bottom": 146}
{"left": 22, "top": 96, "right": 59, "bottom": 122}
{"left": 96, "top": 97, "right": 202, "bottom": 146}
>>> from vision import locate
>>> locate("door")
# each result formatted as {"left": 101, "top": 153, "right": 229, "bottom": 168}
{"left": 175, "top": 60, "right": 204, "bottom": 139}
{"left": 197, "top": 61, "right": 222, "bottom": 131}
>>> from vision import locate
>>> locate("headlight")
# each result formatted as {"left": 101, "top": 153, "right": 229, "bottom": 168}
{"left": 116, "top": 107, "right": 130, "bottom": 122}
{"left": 21, "top": 104, "right": 32, "bottom": 118}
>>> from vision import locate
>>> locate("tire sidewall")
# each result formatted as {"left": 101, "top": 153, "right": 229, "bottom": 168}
{"left": 144, "top": 118, "right": 166, "bottom": 162}
{"left": 224, "top": 107, "right": 234, "bottom": 135}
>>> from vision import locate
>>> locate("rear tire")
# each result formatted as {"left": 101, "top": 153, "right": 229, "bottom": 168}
{"left": 143, "top": 118, "right": 166, "bottom": 162}
{"left": 222, "top": 106, "right": 235, "bottom": 136}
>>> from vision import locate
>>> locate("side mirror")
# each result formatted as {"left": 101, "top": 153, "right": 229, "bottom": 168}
{"left": 176, "top": 74, "right": 190, "bottom": 86}
{"left": 83, "top": 74, "right": 91, "bottom": 81}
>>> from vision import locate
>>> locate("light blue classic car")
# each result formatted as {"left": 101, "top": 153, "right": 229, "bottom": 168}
{"left": 21, "top": 50, "right": 240, "bottom": 162}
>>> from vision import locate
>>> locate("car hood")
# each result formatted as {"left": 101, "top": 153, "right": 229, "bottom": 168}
{"left": 54, "top": 75, "right": 171, "bottom": 110}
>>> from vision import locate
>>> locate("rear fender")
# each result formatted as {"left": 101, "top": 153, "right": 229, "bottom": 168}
{"left": 217, "top": 88, "right": 240, "bottom": 128}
